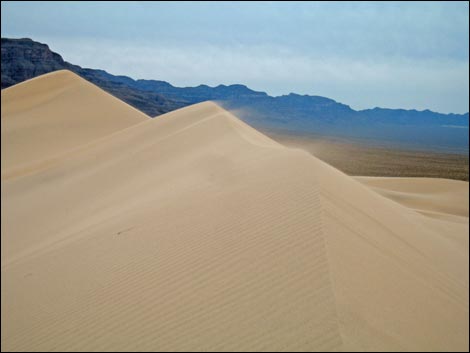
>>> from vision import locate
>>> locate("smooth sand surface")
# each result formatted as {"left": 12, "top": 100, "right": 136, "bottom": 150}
{"left": 356, "top": 177, "right": 469, "bottom": 221}
{"left": 1, "top": 71, "right": 468, "bottom": 351}
{"left": 1, "top": 70, "right": 147, "bottom": 178}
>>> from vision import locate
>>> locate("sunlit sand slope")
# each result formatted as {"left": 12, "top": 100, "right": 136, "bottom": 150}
{"left": 1, "top": 70, "right": 148, "bottom": 176}
{"left": 1, "top": 71, "right": 468, "bottom": 352}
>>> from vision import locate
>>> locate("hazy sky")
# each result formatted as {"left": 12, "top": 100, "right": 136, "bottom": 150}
{"left": 1, "top": 1, "right": 469, "bottom": 113}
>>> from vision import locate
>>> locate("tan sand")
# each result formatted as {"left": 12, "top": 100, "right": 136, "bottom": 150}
{"left": 1, "top": 70, "right": 147, "bottom": 178}
{"left": 1, "top": 71, "right": 468, "bottom": 351}
{"left": 356, "top": 177, "right": 469, "bottom": 220}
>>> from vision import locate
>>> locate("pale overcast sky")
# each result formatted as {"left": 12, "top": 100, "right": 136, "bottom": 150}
{"left": 1, "top": 1, "right": 469, "bottom": 113}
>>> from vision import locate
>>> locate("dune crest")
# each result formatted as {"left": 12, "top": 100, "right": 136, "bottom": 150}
{"left": 1, "top": 70, "right": 148, "bottom": 175}
{"left": 1, "top": 71, "right": 468, "bottom": 352}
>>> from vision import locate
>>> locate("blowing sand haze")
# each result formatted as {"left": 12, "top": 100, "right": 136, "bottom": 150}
{"left": 1, "top": 71, "right": 468, "bottom": 351}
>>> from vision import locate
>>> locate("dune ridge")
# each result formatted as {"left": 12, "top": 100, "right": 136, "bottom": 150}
{"left": 1, "top": 71, "right": 468, "bottom": 352}
{"left": 1, "top": 70, "right": 148, "bottom": 175}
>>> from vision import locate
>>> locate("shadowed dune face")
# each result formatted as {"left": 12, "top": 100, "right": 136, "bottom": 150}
{"left": 1, "top": 71, "right": 468, "bottom": 352}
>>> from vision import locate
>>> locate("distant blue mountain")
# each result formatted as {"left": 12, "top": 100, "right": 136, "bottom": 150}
{"left": 2, "top": 37, "right": 468, "bottom": 153}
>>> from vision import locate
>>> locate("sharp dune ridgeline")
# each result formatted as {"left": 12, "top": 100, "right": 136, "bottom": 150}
{"left": 1, "top": 70, "right": 469, "bottom": 351}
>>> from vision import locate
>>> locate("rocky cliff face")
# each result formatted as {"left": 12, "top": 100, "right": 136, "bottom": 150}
{"left": 1, "top": 38, "right": 188, "bottom": 116}
{"left": 1, "top": 38, "right": 68, "bottom": 88}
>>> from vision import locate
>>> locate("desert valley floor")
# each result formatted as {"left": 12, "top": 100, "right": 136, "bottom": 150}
{"left": 1, "top": 70, "right": 469, "bottom": 351}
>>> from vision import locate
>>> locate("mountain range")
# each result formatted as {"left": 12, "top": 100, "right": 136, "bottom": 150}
{"left": 2, "top": 37, "right": 468, "bottom": 153}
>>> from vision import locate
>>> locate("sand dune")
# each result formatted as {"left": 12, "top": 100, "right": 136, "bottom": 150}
{"left": 356, "top": 177, "right": 469, "bottom": 219}
{"left": 1, "top": 70, "right": 147, "bottom": 178}
{"left": 1, "top": 71, "right": 468, "bottom": 351}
